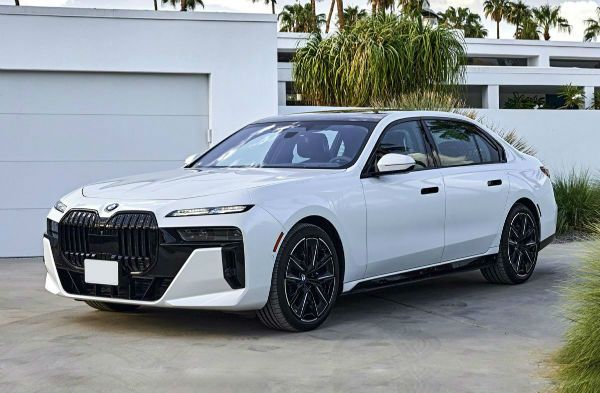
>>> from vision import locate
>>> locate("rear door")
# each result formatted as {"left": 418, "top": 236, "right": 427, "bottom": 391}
{"left": 424, "top": 119, "right": 509, "bottom": 261}
{"left": 361, "top": 120, "right": 445, "bottom": 277}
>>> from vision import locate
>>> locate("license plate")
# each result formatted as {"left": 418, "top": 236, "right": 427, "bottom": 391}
{"left": 84, "top": 259, "right": 118, "bottom": 286}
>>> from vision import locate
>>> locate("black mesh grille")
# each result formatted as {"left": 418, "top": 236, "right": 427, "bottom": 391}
{"left": 59, "top": 210, "right": 98, "bottom": 268}
{"left": 58, "top": 210, "right": 159, "bottom": 272}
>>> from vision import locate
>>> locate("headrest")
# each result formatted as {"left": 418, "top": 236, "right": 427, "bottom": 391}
{"left": 297, "top": 133, "right": 331, "bottom": 162}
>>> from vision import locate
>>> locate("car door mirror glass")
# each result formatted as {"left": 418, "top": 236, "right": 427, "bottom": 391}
{"left": 376, "top": 153, "right": 416, "bottom": 173}
{"left": 183, "top": 154, "right": 201, "bottom": 168}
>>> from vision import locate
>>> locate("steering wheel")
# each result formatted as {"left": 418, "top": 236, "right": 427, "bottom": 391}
{"left": 328, "top": 156, "right": 351, "bottom": 165}
{"left": 413, "top": 159, "right": 427, "bottom": 168}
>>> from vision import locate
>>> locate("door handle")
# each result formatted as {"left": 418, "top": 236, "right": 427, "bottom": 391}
{"left": 488, "top": 179, "right": 503, "bottom": 187}
{"left": 421, "top": 186, "right": 439, "bottom": 195}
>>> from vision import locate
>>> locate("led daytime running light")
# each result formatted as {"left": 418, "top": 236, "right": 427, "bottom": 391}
{"left": 167, "top": 205, "right": 252, "bottom": 217}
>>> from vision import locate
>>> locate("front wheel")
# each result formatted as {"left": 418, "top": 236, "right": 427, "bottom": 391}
{"left": 258, "top": 224, "right": 340, "bottom": 332}
{"left": 481, "top": 203, "right": 539, "bottom": 284}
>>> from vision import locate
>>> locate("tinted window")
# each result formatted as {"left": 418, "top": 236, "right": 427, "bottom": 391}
{"left": 426, "top": 120, "right": 500, "bottom": 167}
{"left": 472, "top": 132, "right": 501, "bottom": 163}
{"left": 374, "top": 121, "right": 432, "bottom": 171}
{"left": 467, "top": 56, "right": 528, "bottom": 66}
{"left": 194, "top": 121, "right": 375, "bottom": 169}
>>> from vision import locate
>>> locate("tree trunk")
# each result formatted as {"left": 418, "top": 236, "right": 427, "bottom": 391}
{"left": 153, "top": 0, "right": 158, "bottom": 10}
{"left": 180, "top": 0, "right": 187, "bottom": 11}
{"left": 496, "top": 20, "right": 500, "bottom": 39}
{"left": 325, "top": 0, "right": 335, "bottom": 33}
{"left": 271, "top": 1, "right": 275, "bottom": 14}
{"left": 372, "top": 2, "right": 376, "bottom": 14}
{"left": 15, "top": 0, "right": 19, "bottom": 5}
{"left": 311, "top": 0, "right": 317, "bottom": 30}
{"left": 336, "top": 0, "right": 344, "bottom": 30}
{"left": 544, "top": 28, "right": 550, "bottom": 40}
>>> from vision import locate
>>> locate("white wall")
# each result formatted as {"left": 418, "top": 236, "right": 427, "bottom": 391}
{"left": 0, "top": 6, "right": 278, "bottom": 257}
{"left": 279, "top": 106, "right": 600, "bottom": 175}
{"left": 475, "top": 110, "right": 600, "bottom": 174}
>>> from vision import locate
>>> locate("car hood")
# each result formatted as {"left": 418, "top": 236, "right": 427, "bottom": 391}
{"left": 82, "top": 168, "right": 336, "bottom": 200}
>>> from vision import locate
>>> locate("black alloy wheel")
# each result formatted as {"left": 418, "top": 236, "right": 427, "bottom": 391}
{"left": 481, "top": 203, "right": 539, "bottom": 284}
{"left": 258, "top": 223, "right": 340, "bottom": 331}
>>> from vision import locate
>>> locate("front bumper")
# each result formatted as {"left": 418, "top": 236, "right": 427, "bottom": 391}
{"left": 43, "top": 206, "right": 283, "bottom": 311}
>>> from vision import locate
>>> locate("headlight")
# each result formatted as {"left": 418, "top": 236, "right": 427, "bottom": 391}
{"left": 54, "top": 200, "right": 67, "bottom": 213}
{"left": 166, "top": 205, "right": 253, "bottom": 218}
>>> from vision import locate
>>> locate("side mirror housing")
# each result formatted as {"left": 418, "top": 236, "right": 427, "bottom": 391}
{"left": 376, "top": 153, "right": 416, "bottom": 173}
{"left": 183, "top": 153, "right": 200, "bottom": 168}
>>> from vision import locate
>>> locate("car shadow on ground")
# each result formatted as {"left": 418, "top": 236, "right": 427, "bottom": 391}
{"left": 66, "top": 262, "right": 561, "bottom": 338}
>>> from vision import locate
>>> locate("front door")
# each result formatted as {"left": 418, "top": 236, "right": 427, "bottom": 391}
{"left": 361, "top": 120, "right": 445, "bottom": 278}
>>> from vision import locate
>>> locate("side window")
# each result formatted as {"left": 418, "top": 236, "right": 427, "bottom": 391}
{"left": 375, "top": 121, "right": 432, "bottom": 171}
{"left": 426, "top": 120, "right": 500, "bottom": 167}
{"left": 471, "top": 131, "right": 502, "bottom": 163}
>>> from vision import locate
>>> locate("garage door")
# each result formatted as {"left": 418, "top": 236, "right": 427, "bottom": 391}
{"left": 0, "top": 71, "right": 209, "bottom": 257}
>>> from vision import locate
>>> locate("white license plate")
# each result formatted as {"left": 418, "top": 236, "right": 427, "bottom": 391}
{"left": 84, "top": 259, "right": 119, "bottom": 286}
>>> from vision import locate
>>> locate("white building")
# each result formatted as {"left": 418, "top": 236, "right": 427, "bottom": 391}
{"left": 277, "top": 33, "right": 600, "bottom": 110}
{"left": 1, "top": 5, "right": 599, "bottom": 257}
{"left": 0, "top": 6, "right": 277, "bottom": 257}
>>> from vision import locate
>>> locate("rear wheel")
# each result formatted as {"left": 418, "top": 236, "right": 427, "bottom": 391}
{"left": 257, "top": 224, "right": 340, "bottom": 332}
{"left": 84, "top": 301, "right": 140, "bottom": 312}
{"left": 481, "top": 203, "right": 539, "bottom": 284}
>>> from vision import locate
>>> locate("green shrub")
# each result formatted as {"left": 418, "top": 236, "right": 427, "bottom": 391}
{"left": 553, "top": 170, "right": 600, "bottom": 235}
{"left": 553, "top": 228, "right": 600, "bottom": 393}
{"left": 293, "top": 14, "right": 466, "bottom": 107}
{"left": 373, "top": 90, "right": 466, "bottom": 111}
{"left": 504, "top": 93, "right": 545, "bottom": 109}
{"left": 559, "top": 84, "right": 586, "bottom": 110}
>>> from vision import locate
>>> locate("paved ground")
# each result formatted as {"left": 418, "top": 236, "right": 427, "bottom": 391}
{"left": 0, "top": 242, "right": 584, "bottom": 393}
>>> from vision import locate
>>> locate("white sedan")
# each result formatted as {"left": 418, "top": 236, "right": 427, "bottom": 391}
{"left": 44, "top": 111, "right": 557, "bottom": 331}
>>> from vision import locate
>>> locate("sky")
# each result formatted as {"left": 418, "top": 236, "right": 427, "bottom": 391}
{"left": 0, "top": 0, "right": 598, "bottom": 41}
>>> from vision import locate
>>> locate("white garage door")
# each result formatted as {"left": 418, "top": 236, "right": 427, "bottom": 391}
{"left": 0, "top": 71, "right": 209, "bottom": 257}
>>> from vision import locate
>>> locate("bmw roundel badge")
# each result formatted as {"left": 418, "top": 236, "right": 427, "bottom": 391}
{"left": 105, "top": 203, "right": 119, "bottom": 212}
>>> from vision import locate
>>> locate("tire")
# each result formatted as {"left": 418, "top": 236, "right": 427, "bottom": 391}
{"left": 84, "top": 300, "right": 141, "bottom": 312}
{"left": 481, "top": 203, "right": 539, "bottom": 284}
{"left": 257, "top": 223, "right": 340, "bottom": 332}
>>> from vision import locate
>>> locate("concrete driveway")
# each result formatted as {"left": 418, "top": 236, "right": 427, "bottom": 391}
{"left": 0, "top": 242, "right": 583, "bottom": 393}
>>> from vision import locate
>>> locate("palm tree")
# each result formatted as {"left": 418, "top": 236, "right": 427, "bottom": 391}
{"left": 336, "top": 0, "right": 345, "bottom": 30}
{"left": 279, "top": 2, "right": 325, "bottom": 33}
{"left": 368, "top": 0, "right": 395, "bottom": 15}
{"left": 154, "top": 0, "right": 158, "bottom": 10}
{"left": 398, "top": 0, "right": 423, "bottom": 18}
{"left": 162, "top": 0, "right": 204, "bottom": 11}
{"left": 251, "top": 0, "right": 277, "bottom": 15}
{"left": 483, "top": 0, "right": 510, "bottom": 39}
{"left": 326, "top": 0, "right": 335, "bottom": 32}
{"left": 584, "top": 7, "right": 600, "bottom": 42}
{"left": 518, "top": 17, "right": 541, "bottom": 40}
{"left": 293, "top": 14, "right": 466, "bottom": 106}
{"left": 506, "top": 0, "right": 532, "bottom": 38}
{"left": 343, "top": 6, "right": 368, "bottom": 29}
{"left": 439, "top": 7, "right": 487, "bottom": 38}
{"left": 533, "top": 5, "right": 571, "bottom": 41}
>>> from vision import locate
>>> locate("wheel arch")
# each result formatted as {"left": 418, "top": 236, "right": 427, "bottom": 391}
{"left": 512, "top": 197, "right": 541, "bottom": 238}
{"left": 295, "top": 215, "right": 346, "bottom": 290}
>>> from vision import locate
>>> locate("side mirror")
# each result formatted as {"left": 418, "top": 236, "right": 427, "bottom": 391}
{"left": 183, "top": 153, "right": 200, "bottom": 168}
{"left": 376, "top": 153, "right": 415, "bottom": 173}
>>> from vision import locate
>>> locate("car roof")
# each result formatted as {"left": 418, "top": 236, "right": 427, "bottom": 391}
{"left": 253, "top": 111, "right": 387, "bottom": 123}
{"left": 252, "top": 110, "right": 473, "bottom": 124}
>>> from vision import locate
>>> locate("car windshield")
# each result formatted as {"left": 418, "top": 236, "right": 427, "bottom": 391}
{"left": 193, "top": 121, "right": 376, "bottom": 169}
